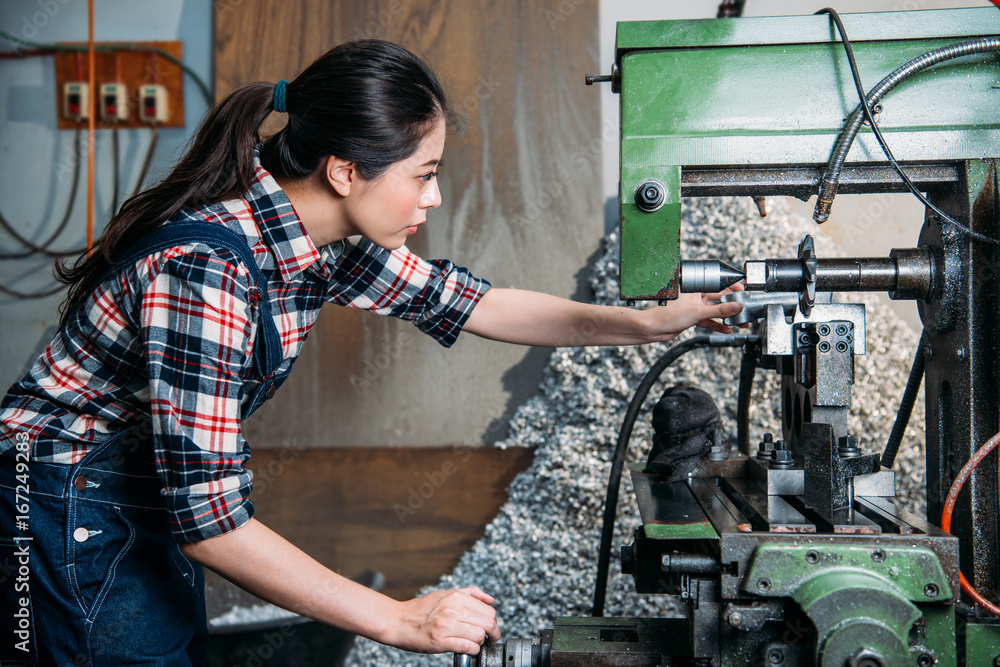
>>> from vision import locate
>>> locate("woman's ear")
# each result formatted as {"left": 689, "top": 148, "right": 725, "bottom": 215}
{"left": 325, "top": 156, "right": 356, "bottom": 197}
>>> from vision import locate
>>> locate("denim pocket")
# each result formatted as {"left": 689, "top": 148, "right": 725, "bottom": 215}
{"left": 68, "top": 503, "right": 135, "bottom": 619}
{"left": 0, "top": 535, "right": 36, "bottom": 666}
{"left": 169, "top": 542, "right": 199, "bottom": 590}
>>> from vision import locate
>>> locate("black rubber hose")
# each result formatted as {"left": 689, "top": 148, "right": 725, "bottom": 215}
{"left": 592, "top": 332, "right": 758, "bottom": 617}
{"left": 736, "top": 338, "right": 762, "bottom": 456}
{"left": 881, "top": 332, "right": 926, "bottom": 469}
{"left": 814, "top": 19, "right": 1000, "bottom": 226}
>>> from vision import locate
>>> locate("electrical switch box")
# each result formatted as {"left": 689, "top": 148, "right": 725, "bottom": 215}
{"left": 62, "top": 82, "right": 90, "bottom": 121}
{"left": 54, "top": 41, "right": 185, "bottom": 130}
{"left": 138, "top": 85, "right": 168, "bottom": 124}
{"left": 100, "top": 83, "right": 128, "bottom": 122}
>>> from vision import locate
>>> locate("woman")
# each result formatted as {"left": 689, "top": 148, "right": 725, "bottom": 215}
{"left": 0, "top": 40, "right": 740, "bottom": 665}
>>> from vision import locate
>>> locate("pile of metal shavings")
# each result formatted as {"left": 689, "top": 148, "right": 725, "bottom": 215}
{"left": 347, "top": 197, "right": 926, "bottom": 666}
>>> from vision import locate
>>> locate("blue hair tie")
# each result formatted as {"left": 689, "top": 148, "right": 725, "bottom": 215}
{"left": 272, "top": 79, "right": 288, "bottom": 113}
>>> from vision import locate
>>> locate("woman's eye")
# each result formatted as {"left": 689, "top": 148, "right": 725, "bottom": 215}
{"left": 419, "top": 171, "right": 438, "bottom": 183}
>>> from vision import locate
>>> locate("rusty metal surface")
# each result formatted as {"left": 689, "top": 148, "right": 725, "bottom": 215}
{"left": 680, "top": 164, "right": 960, "bottom": 198}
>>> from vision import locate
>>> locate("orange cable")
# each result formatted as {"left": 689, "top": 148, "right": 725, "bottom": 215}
{"left": 940, "top": 430, "right": 1000, "bottom": 616}
{"left": 85, "top": 0, "right": 94, "bottom": 251}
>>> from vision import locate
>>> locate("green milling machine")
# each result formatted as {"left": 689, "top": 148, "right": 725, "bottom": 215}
{"left": 456, "top": 7, "right": 1000, "bottom": 666}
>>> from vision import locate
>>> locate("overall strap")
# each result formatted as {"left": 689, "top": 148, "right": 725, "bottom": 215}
{"left": 107, "top": 222, "right": 283, "bottom": 418}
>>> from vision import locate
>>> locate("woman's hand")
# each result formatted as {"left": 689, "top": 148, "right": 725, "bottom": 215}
{"left": 635, "top": 285, "right": 744, "bottom": 343}
{"left": 387, "top": 586, "right": 501, "bottom": 654}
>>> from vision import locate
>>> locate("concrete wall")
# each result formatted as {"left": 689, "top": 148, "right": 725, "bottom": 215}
{"left": 0, "top": 0, "right": 213, "bottom": 388}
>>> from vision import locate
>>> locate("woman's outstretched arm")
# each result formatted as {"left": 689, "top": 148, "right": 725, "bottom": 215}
{"left": 463, "top": 287, "right": 742, "bottom": 347}
{"left": 182, "top": 518, "right": 499, "bottom": 654}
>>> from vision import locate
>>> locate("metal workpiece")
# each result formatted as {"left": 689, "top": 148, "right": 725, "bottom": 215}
{"left": 764, "top": 303, "right": 866, "bottom": 356}
{"left": 722, "top": 289, "right": 799, "bottom": 326}
{"left": 455, "top": 635, "right": 551, "bottom": 667}
{"left": 741, "top": 248, "right": 933, "bottom": 299}
{"left": 802, "top": 422, "right": 880, "bottom": 511}
{"left": 677, "top": 259, "right": 744, "bottom": 293}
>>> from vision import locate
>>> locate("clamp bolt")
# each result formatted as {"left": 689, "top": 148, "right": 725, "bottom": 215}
{"left": 756, "top": 433, "right": 775, "bottom": 461}
{"left": 769, "top": 440, "right": 793, "bottom": 468}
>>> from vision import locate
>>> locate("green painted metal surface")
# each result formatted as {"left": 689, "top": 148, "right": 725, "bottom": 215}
{"left": 917, "top": 606, "right": 958, "bottom": 667}
{"left": 964, "top": 622, "right": 1000, "bottom": 666}
{"left": 743, "top": 543, "right": 953, "bottom": 602}
{"left": 620, "top": 166, "right": 680, "bottom": 299}
{"left": 615, "top": 7, "right": 1000, "bottom": 300}
{"left": 644, "top": 519, "right": 718, "bottom": 540}
{"left": 744, "top": 544, "right": 956, "bottom": 664}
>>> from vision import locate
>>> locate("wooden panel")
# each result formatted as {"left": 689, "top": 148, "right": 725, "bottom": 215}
{"left": 54, "top": 41, "right": 184, "bottom": 129}
{"left": 204, "top": 446, "right": 535, "bottom": 617}
{"left": 215, "top": 0, "right": 603, "bottom": 449}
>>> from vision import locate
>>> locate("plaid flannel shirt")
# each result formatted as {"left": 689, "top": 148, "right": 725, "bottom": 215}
{"left": 0, "top": 155, "right": 490, "bottom": 543}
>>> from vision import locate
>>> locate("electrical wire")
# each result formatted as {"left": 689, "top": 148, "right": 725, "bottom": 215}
{"left": 0, "top": 282, "right": 67, "bottom": 300}
{"left": 131, "top": 124, "right": 159, "bottom": 199}
{"left": 0, "top": 30, "right": 213, "bottom": 106}
{"left": 814, "top": 9, "right": 1000, "bottom": 246}
{"left": 0, "top": 127, "right": 85, "bottom": 259}
{"left": 940, "top": 430, "right": 1000, "bottom": 617}
{"left": 592, "top": 332, "right": 759, "bottom": 618}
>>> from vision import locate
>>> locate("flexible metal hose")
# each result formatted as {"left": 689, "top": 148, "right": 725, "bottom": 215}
{"left": 815, "top": 36, "right": 1000, "bottom": 223}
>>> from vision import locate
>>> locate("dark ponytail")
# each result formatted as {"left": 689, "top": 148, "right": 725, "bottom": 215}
{"left": 57, "top": 39, "right": 450, "bottom": 323}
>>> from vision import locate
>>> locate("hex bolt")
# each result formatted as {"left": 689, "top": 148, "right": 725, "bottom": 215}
{"left": 634, "top": 179, "right": 666, "bottom": 212}
{"left": 839, "top": 435, "right": 861, "bottom": 458}
{"left": 806, "top": 550, "right": 820, "bottom": 564}
{"left": 766, "top": 647, "right": 785, "bottom": 665}
{"left": 757, "top": 578, "right": 772, "bottom": 592}
{"left": 757, "top": 432, "right": 775, "bottom": 461}
{"left": 871, "top": 548, "right": 886, "bottom": 563}
{"left": 727, "top": 611, "right": 744, "bottom": 628}
{"left": 924, "top": 583, "right": 939, "bottom": 598}
{"left": 770, "top": 441, "right": 793, "bottom": 469}
{"left": 848, "top": 649, "right": 887, "bottom": 667}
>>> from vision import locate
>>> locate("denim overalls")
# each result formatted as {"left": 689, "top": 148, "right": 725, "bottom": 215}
{"left": 0, "top": 222, "right": 283, "bottom": 666}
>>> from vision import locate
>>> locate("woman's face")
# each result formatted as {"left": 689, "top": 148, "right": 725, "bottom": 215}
{"left": 345, "top": 117, "right": 446, "bottom": 250}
